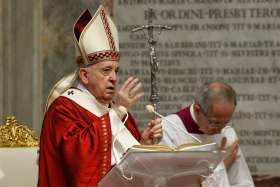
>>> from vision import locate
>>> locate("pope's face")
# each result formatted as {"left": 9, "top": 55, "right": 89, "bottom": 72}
{"left": 80, "top": 60, "right": 119, "bottom": 105}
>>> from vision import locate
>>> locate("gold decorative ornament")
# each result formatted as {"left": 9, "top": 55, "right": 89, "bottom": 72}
{"left": 0, "top": 116, "right": 39, "bottom": 147}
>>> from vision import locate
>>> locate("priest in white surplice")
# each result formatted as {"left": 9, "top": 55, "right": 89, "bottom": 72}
{"left": 160, "top": 81, "right": 255, "bottom": 187}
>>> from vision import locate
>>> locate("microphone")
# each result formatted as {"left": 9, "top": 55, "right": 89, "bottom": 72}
{"left": 118, "top": 105, "right": 128, "bottom": 115}
{"left": 146, "top": 105, "right": 202, "bottom": 143}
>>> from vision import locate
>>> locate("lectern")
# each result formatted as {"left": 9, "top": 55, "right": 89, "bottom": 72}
{"left": 98, "top": 150, "right": 226, "bottom": 187}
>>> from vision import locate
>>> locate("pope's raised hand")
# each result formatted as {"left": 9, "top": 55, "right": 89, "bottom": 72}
{"left": 115, "top": 77, "right": 144, "bottom": 109}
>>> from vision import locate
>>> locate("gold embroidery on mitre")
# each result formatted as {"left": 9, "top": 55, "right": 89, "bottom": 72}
{"left": 0, "top": 116, "right": 39, "bottom": 147}
{"left": 76, "top": 50, "right": 120, "bottom": 66}
{"left": 100, "top": 8, "right": 116, "bottom": 51}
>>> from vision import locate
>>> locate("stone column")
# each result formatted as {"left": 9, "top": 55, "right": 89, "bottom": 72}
{"left": 0, "top": 0, "right": 16, "bottom": 123}
{"left": 0, "top": 0, "right": 3, "bottom": 121}
{"left": 0, "top": 0, "right": 43, "bottom": 135}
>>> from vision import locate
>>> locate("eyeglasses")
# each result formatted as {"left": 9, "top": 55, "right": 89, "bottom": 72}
{"left": 201, "top": 110, "right": 232, "bottom": 129}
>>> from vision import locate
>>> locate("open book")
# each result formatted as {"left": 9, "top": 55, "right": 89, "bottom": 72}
{"left": 131, "top": 141, "right": 217, "bottom": 152}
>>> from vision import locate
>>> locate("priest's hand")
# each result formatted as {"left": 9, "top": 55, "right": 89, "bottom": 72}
{"left": 115, "top": 77, "right": 144, "bottom": 109}
{"left": 221, "top": 137, "right": 240, "bottom": 169}
{"left": 140, "top": 118, "right": 162, "bottom": 144}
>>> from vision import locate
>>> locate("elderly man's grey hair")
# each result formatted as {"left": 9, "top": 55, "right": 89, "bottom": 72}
{"left": 195, "top": 81, "right": 237, "bottom": 115}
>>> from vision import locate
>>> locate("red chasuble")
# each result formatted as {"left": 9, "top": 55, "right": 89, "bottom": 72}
{"left": 38, "top": 96, "right": 141, "bottom": 187}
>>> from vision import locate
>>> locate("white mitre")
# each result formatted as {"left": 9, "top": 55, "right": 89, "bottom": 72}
{"left": 46, "top": 5, "right": 120, "bottom": 109}
{"left": 73, "top": 5, "right": 120, "bottom": 67}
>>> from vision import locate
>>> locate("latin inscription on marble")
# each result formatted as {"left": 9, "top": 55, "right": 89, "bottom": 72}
{"left": 114, "top": 0, "right": 280, "bottom": 175}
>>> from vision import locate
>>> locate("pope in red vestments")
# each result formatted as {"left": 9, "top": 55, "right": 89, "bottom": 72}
{"left": 38, "top": 5, "right": 162, "bottom": 187}
{"left": 39, "top": 95, "right": 141, "bottom": 186}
